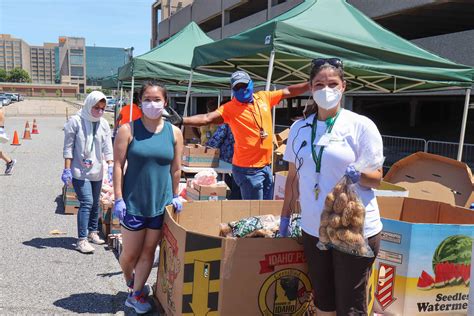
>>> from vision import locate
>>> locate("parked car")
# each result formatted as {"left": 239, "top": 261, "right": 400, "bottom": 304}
{"left": 14, "top": 93, "right": 24, "bottom": 101}
{"left": 106, "top": 98, "right": 116, "bottom": 112}
{"left": 0, "top": 96, "right": 11, "bottom": 106}
{"left": 4, "top": 93, "right": 18, "bottom": 102}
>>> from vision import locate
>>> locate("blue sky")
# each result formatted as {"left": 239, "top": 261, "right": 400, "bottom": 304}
{"left": 0, "top": 0, "right": 153, "bottom": 55}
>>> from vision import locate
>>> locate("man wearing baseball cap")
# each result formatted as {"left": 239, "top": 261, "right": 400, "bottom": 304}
{"left": 164, "top": 70, "right": 309, "bottom": 200}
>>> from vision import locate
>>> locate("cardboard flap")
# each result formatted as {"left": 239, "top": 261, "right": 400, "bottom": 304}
{"left": 384, "top": 152, "right": 474, "bottom": 207}
{"left": 400, "top": 198, "right": 440, "bottom": 224}
{"left": 176, "top": 201, "right": 223, "bottom": 236}
{"left": 377, "top": 196, "right": 404, "bottom": 220}
{"left": 438, "top": 203, "right": 474, "bottom": 224}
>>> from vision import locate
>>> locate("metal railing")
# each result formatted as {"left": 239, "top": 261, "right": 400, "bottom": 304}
{"left": 382, "top": 135, "right": 427, "bottom": 168}
{"left": 426, "top": 140, "right": 474, "bottom": 169}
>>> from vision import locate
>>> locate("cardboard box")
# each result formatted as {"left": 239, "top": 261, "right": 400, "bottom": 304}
{"left": 100, "top": 202, "right": 120, "bottom": 225}
{"left": 183, "top": 126, "right": 200, "bottom": 144}
{"left": 275, "top": 128, "right": 290, "bottom": 147}
{"left": 182, "top": 144, "right": 219, "bottom": 168}
{"left": 186, "top": 180, "right": 228, "bottom": 201}
{"left": 101, "top": 222, "right": 121, "bottom": 237}
{"left": 62, "top": 185, "right": 79, "bottom": 214}
{"left": 373, "top": 196, "right": 474, "bottom": 315}
{"left": 374, "top": 181, "right": 409, "bottom": 197}
{"left": 273, "top": 171, "right": 288, "bottom": 200}
{"left": 155, "top": 200, "right": 315, "bottom": 315}
{"left": 384, "top": 152, "right": 474, "bottom": 208}
{"left": 273, "top": 144, "right": 289, "bottom": 173}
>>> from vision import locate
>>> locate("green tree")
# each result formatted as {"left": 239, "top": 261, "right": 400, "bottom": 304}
{"left": 86, "top": 88, "right": 93, "bottom": 94}
{"left": 41, "top": 89, "right": 46, "bottom": 97}
{"left": 102, "top": 88, "right": 112, "bottom": 95}
{"left": 7, "top": 68, "right": 31, "bottom": 83}
{"left": 56, "top": 89, "right": 62, "bottom": 97}
{"left": 0, "top": 68, "right": 7, "bottom": 82}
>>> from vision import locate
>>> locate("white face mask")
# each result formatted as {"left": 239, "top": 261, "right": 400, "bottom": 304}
{"left": 141, "top": 101, "right": 164, "bottom": 119}
{"left": 313, "top": 87, "right": 342, "bottom": 110}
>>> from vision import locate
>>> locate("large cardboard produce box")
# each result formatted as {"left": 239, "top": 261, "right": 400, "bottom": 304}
{"left": 274, "top": 128, "right": 290, "bottom": 147}
{"left": 384, "top": 152, "right": 474, "bottom": 208}
{"left": 62, "top": 185, "right": 79, "bottom": 214}
{"left": 182, "top": 144, "right": 219, "bottom": 168}
{"left": 186, "top": 180, "right": 228, "bottom": 201}
{"left": 373, "top": 196, "right": 474, "bottom": 315}
{"left": 156, "top": 200, "right": 315, "bottom": 316}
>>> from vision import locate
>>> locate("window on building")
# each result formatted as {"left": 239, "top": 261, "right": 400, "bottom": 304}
{"left": 71, "top": 66, "right": 84, "bottom": 76}
{"left": 199, "top": 14, "right": 222, "bottom": 33}
{"left": 70, "top": 54, "right": 84, "bottom": 65}
{"left": 227, "top": 1, "right": 267, "bottom": 24}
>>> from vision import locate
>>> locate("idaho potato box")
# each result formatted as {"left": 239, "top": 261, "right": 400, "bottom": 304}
{"left": 373, "top": 196, "right": 474, "bottom": 315}
{"left": 155, "top": 200, "right": 314, "bottom": 316}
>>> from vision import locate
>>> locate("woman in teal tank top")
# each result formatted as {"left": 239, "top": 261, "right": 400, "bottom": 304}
{"left": 112, "top": 82, "right": 183, "bottom": 313}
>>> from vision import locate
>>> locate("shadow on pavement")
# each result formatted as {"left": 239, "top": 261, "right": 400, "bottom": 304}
{"left": 54, "top": 194, "right": 66, "bottom": 215}
{"left": 53, "top": 292, "right": 160, "bottom": 315}
{"left": 23, "top": 237, "right": 77, "bottom": 250}
{"left": 97, "top": 271, "right": 123, "bottom": 278}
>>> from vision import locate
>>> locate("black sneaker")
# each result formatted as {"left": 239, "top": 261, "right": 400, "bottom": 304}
{"left": 5, "top": 159, "right": 16, "bottom": 175}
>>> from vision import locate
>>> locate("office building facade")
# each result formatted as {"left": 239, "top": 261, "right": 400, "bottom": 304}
{"left": 0, "top": 34, "right": 31, "bottom": 76}
{"left": 85, "top": 46, "right": 128, "bottom": 86}
{"left": 58, "top": 36, "right": 86, "bottom": 92}
{"left": 30, "top": 43, "right": 57, "bottom": 84}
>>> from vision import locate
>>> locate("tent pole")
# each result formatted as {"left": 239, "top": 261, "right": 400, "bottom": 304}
{"left": 119, "top": 84, "right": 123, "bottom": 113}
{"left": 457, "top": 88, "right": 471, "bottom": 161}
{"left": 130, "top": 76, "right": 135, "bottom": 125}
{"left": 265, "top": 50, "right": 276, "bottom": 175}
{"left": 217, "top": 91, "right": 221, "bottom": 106}
{"left": 265, "top": 50, "right": 276, "bottom": 91}
{"left": 183, "top": 70, "right": 194, "bottom": 117}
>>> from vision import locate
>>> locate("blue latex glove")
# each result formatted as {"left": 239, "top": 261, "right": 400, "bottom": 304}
{"left": 61, "top": 168, "right": 72, "bottom": 185}
{"left": 279, "top": 216, "right": 291, "bottom": 237}
{"left": 114, "top": 198, "right": 126, "bottom": 221}
{"left": 345, "top": 165, "right": 361, "bottom": 183}
{"left": 107, "top": 165, "right": 113, "bottom": 183}
{"left": 172, "top": 195, "right": 183, "bottom": 213}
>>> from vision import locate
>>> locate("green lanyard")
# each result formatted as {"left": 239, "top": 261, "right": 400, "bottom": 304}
{"left": 310, "top": 111, "right": 341, "bottom": 173}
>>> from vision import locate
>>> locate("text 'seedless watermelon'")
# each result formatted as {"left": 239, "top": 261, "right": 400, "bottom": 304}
{"left": 417, "top": 235, "right": 471, "bottom": 290}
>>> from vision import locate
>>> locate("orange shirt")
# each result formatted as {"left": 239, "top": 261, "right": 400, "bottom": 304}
{"left": 119, "top": 104, "right": 142, "bottom": 125}
{"left": 216, "top": 90, "right": 284, "bottom": 167}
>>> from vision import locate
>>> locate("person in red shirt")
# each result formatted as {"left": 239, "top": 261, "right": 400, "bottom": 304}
{"left": 116, "top": 103, "right": 142, "bottom": 127}
{"left": 164, "top": 70, "right": 309, "bottom": 200}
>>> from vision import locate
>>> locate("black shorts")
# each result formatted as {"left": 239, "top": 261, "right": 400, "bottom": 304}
{"left": 120, "top": 213, "right": 164, "bottom": 231}
{"left": 302, "top": 230, "right": 381, "bottom": 315}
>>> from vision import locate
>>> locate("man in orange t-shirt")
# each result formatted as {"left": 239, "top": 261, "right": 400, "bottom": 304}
{"left": 116, "top": 103, "right": 142, "bottom": 127}
{"left": 166, "top": 70, "right": 309, "bottom": 200}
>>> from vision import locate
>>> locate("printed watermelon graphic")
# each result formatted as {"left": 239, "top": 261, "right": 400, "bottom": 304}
{"left": 417, "top": 270, "right": 435, "bottom": 290}
{"left": 417, "top": 235, "right": 471, "bottom": 290}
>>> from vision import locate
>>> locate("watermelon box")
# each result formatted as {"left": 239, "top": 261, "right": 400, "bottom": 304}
{"left": 155, "top": 200, "right": 316, "bottom": 315}
{"left": 373, "top": 196, "right": 474, "bottom": 315}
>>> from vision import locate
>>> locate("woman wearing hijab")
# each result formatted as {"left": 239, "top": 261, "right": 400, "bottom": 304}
{"left": 62, "top": 91, "right": 114, "bottom": 254}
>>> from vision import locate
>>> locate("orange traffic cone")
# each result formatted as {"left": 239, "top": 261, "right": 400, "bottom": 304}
{"left": 11, "top": 131, "right": 21, "bottom": 146}
{"left": 23, "top": 121, "right": 32, "bottom": 140}
{"left": 32, "top": 119, "right": 39, "bottom": 134}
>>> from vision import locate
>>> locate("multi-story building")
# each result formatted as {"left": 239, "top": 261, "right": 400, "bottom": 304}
{"left": 29, "top": 43, "right": 57, "bottom": 84}
{"left": 0, "top": 34, "right": 30, "bottom": 75}
{"left": 151, "top": 0, "right": 474, "bottom": 145}
{"left": 151, "top": 0, "right": 193, "bottom": 47}
{"left": 85, "top": 46, "right": 128, "bottom": 86}
{"left": 58, "top": 36, "right": 86, "bottom": 93}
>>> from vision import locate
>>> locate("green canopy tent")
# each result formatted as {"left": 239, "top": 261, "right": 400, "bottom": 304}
{"left": 190, "top": 0, "right": 473, "bottom": 160}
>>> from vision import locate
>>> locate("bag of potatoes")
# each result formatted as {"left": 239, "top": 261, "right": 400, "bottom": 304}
{"left": 317, "top": 154, "right": 384, "bottom": 257}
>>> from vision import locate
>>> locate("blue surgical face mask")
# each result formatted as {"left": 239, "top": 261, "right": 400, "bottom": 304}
{"left": 233, "top": 80, "right": 254, "bottom": 103}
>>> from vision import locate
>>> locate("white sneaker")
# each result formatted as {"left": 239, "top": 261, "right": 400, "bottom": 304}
{"left": 88, "top": 232, "right": 105, "bottom": 245}
{"left": 76, "top": 239, "right": 95, "bottom": 253}
{"left": 0, "top": 128, "right": 8, "bottom": 144}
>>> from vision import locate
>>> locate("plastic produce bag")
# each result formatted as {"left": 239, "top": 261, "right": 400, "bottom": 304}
{"left": 317, "top": 151, "right": 384, "bottom": 257}
{"left": 220, "top": 215, "right": 280, "bottom": 238}
{"left": 193, "top": 169, "right": 217, "bottom": 186}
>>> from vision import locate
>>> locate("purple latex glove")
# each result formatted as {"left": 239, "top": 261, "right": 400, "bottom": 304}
{"left": 114, "top": 198, "right": 126, "bottom": 221}
{"left": 279, "top": 216, "right": 290, "bottom": 237}
{"left": 107, "top": 165, "right": 113, "bottom": 183}
{"left": 172, "top": 195, "right": 183, "bottom": 213}
{"left": 61, "top": 168, "right": 72, "bottom": 185}
{"left": 345, "top": 165, "right": 361, "bottom": 183}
